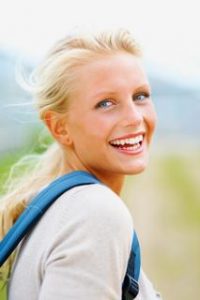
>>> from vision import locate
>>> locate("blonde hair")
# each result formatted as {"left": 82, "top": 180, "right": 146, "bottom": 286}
{"left": 0, "top": 28, "right": 141, "bottom": 278}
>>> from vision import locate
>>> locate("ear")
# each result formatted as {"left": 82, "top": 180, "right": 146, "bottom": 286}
{"left": 43, "top": 111, "right": 72, "bottom": 146}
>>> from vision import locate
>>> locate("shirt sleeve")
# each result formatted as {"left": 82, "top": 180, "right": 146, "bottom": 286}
{"left": 38, "top": 184, "right": 133, "bottom": 300}
{"left": 137, "top": 270, "right": 163, "bottom": 300}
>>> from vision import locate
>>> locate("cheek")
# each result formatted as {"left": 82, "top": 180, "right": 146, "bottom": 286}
{"left": 84, "top": 116, "right": 114, "bottom": 140}
{"left": 150, "top": 109, "right": 157, "bottom": 131}
{"left": 72, "top": 118, "right": 111, "bottom": 148}
{"left": 145, "top": 104, "right": 157, "bottom": 137}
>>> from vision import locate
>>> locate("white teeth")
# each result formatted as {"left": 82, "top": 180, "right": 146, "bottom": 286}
{"left": 125, "top": 139, "right": 129, "bottom": 144}
{"left": 110, "top": 135, "right": 143, "bottom": 146}
{"left": 126, "top": 143, "right": 140, "bottom": 150}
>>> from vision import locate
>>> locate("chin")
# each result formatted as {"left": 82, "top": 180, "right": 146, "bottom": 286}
{"left": 125, "top": 166, "right": 146, "bottom": 175}
{"left": 123, "top": 158, "right": 149, "bottom": 175}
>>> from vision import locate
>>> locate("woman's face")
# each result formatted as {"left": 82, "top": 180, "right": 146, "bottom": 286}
{"left": 64, "top": 52, "right": 157, "bottom": 182}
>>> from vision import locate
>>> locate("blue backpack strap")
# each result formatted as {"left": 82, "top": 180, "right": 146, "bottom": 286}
{"left": 0, "top": 170, "right": 99, "bottom": 266}
{"left": 0, "top": 170, "right": 141, "bottom": 300}
{"left": 122, "top": 232, "right": 141, "bottom": 299}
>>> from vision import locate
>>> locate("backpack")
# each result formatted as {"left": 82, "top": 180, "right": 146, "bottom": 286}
{"left": 0, "top": 170, "right": 141, "bottom": 299}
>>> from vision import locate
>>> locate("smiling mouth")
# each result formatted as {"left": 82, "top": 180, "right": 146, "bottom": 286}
{"left": 109, "top": 134, "right": 144, "bottom": 151}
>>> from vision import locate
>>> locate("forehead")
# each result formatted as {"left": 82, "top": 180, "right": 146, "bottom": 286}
{"left": 71, "top": 53, "right": 149, "bottom": 100}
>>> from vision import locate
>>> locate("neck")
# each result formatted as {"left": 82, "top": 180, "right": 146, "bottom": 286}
{"left": 60, "top": 149, "right": 125, "bottom": 195}
{"left": 90, "top": 171, "right": 125, "bottom": 195}
{"left": 60, "top": 165, "right": 125, "bottom": 196}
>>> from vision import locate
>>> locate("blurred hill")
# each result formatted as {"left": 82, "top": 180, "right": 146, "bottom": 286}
{"left": 0, "top": 49, "right": 38, "bottom": 153}
{"left": 148, "top": 71, "right": 200, "bottom": 139}
{"left": 0, "top": 49, "right": 199, "bottom": 153}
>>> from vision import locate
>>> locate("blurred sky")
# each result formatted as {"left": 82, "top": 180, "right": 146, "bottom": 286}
{"left": 0, "top": 0, "right": 200, "bottom": 86}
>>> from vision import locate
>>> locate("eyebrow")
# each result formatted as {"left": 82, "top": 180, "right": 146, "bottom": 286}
{"left": 92, "top": 83, "right": 151, "bottom": 99}
{"left": 133, "top": 84, "right": 152, "bottom": 93}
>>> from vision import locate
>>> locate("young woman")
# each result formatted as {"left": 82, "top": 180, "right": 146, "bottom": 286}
{"left": 0, "top": 29, "right": 161, "bottom": 299}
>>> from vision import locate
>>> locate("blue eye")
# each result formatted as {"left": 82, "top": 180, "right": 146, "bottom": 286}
{"left": 133, "top": 92, "right": 150, "bottom": 102}
{"left": 96, "top": 99, "right": 113, "bottom": 109}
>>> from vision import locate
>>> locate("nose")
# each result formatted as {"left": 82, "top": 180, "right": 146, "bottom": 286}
{"left": 121, "top": 100, "right": 143, "bottom": 128}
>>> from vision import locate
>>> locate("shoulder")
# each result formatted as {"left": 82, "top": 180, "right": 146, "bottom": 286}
{"left": 57, "top": 183, "right": 133, "bottom": 232}
{"left": 10, "top": 184, "right": 135, "bottom": 299}
{"left": 26, "top": 183, "right": 133, "bottom": 243}
{"left": 42, "top": 183, "right": 134, "bottom": 281}
{"left": 19, "top": 183, "right": 134, "bottom": 259}
{"left": 39, "top": 183, "right": 134, "bottom": 256}
{"left": 49, "top": 184, "right": 133, "bottom": 239}
{"left": 68, "top": 182, "right": 132, "bottom": 214}
{"left": 12, "top": 183, "right": 134, "bottom": 292}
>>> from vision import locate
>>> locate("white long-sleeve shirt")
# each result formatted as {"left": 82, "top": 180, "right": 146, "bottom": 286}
{"left": 8, "top": 183, "right": 161, "bottom": 299}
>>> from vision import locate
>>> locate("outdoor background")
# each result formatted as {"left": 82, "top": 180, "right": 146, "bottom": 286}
{"left": 0, "top": 0, "right": 200, "bottom": 299}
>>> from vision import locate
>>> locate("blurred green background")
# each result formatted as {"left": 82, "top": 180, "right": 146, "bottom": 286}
{"left": 0, "top": 141, "right": 200, "bottom": 300}
{"left": 1, "top": 1, "right": 200, "bottom": 298}
{"left": 123, "top": 146, "right": 200, "bottom": 300}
